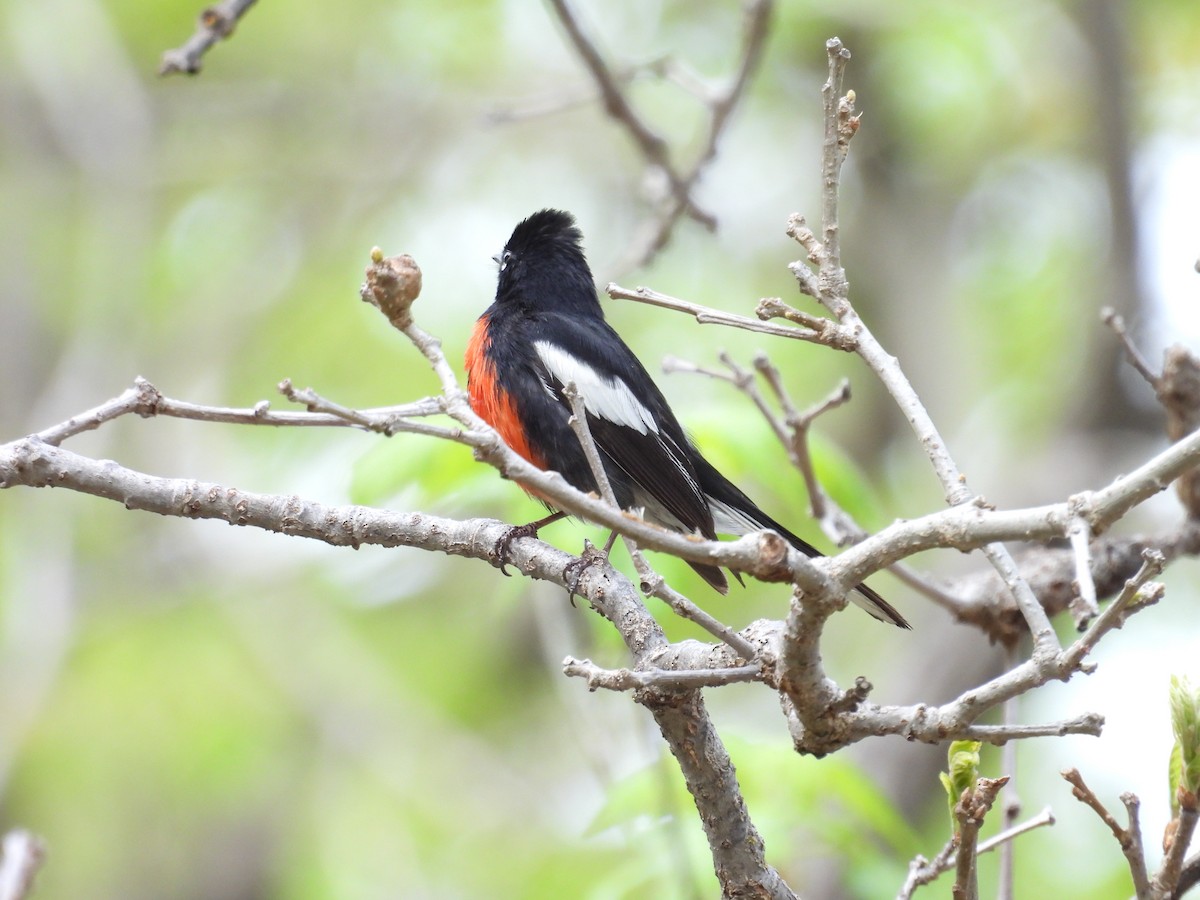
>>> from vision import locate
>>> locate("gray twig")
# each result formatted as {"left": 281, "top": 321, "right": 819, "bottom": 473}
{"left": 158, "top": 0, "right": 258, "bottom": 75}
{"left": 952, "top": 777, "right": 1010, "bottom": 900}
{"left": 609, "top": 283, "right": 845, "bottom": 345}
{"left": 1062, "top": 769, "right": 1152, "bottom": 898}
{"left": 562, "top": 656, "right": 760, "bottom": 691}
{"left": 1102, "top": 307, "right": 1160, "bottom": 388}
{"left": 546, "top": 0, "right": 775, "bottom": 268}
{"left": 1155, "top": 803, "right": 1199, "bottom": 897}
{"left": 1067, "top": 512, "right": 1100, "bottom": 627}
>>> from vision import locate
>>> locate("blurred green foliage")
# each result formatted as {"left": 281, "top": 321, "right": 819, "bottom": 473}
{"left": 3, "top": 0, "right": 1200, "bottom": 897}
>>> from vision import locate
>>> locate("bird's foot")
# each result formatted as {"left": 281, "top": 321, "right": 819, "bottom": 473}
{"left": 563, "top": 541, "right": 613, "bottom": 605}
{"left": 494, "top": 510, "right": 568, "bottom": 576}
{"left": 494, "top": 523, "right": 540, "bottom": 577}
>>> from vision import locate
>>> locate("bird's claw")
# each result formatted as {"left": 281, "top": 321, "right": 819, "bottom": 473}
{"left": 563, "top": 540, "right": 610, "bottom": 605}
{"left": 494, "top": 521, "right": 542, "bottom": 576}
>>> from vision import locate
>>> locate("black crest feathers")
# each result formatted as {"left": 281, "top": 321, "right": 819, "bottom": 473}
{"left": 495, "top": 209, "right": 597, "bottom": 313}
{"left": 505, "top": 209, "right": 583, "bottom": 257}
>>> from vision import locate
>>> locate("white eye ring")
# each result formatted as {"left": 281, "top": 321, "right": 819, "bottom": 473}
{"left": 492, "top": 250, "right": 513, "bottom": 272}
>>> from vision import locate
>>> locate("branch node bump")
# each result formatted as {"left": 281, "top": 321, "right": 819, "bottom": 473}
{"left": 361, "top": 250, "right": 423, "bottom": 330}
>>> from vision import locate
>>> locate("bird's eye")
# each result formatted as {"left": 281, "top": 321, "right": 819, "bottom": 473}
{"left": 493, "top": 250, "right": 514, "bottom": 273}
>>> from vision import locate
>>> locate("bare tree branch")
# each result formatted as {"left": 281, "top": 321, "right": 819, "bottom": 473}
{"left": 665, "top": 349, "right": 989, "bottom": 621}
{"left": 158, "top": 0, "right": 258, "bottom": 76}
{"left": 1063, "top": 769, "right": 1153, "bottom": 898}
{"left": 1158, "top": 346, "right": 1200, "bottom": 519}
{"left": 645, "top": 690, "right": 798, "bottom": 900}
{"left": 1102, "top": 311, "right": 1200, "bottom": 519}
{"left": 33, "top": 377, "right": 442, "bottom": 447}
{"left": 546, "top": 0, "right": 775, "bottom": 268}
{"left": 1155, "top": 801, "right": 1199, "bottom": 898}
{"left": 997, "top": 645, "right": 1022, "bottom": 900}
{"left": 1103, "top": 307, "right": 1160, "bottom": 387}
{"left": 774, "top": 42, "right": 1061, "bottom": 663}
{"left": 8, "top": 382, "right": 1197, "bottom": 618}
{"left": 899, "top": 806, "right": 1056, "bottom": 899}
{"left": 1172, "top": 850, "right": 1200, "bottom": 900}
{"left": 562, "top": 656, "right": 760, "bottom": 691}
{"left": 2, "top": 366, "right": 1193, "bottom": 767}
{"left": 1067, "top": 513, "right": 1100, "bottom": 627}
{"left": 609, "top": 282, "right": 853, "bottom": 347}
{"left": 952, "top": 776, "right": 1009, "bottom": 900}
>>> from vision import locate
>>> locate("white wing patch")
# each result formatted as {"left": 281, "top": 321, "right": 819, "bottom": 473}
{"left": 709, "top": 498, "right": 766, "bottom": 536}
{"left": 534, "top": 341, "right": 658, "bottom": 434}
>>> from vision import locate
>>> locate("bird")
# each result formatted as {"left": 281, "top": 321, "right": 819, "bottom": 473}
{"left": 464, "top": 209, "right": 909, "bottom": 628}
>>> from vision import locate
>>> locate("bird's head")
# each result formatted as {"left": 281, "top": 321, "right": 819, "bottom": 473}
{"left": 494, "top": 209, "right": 600, "bottom": 315}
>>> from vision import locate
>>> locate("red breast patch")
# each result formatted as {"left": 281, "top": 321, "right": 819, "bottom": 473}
{"left": 465, "top": 316, "right": 547, "bottom": 470}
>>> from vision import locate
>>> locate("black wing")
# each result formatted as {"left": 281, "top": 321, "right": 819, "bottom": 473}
{"left": 527, "top": 314, "right": 731, "bottom": 591}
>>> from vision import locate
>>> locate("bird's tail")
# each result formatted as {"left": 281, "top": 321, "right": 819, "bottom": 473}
{"left": 693, "top": 458, "right": 911, "bottom": 629}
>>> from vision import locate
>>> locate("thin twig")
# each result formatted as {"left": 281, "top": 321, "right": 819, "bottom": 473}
{"left": 609, "top": 283, "right": 838, "bottom": 344}
{"left": 817, "top": 39, "right": 856, "bottom": 285}
{"left": 998, "top": 642, "right": 1022, "bottom": 900}
{"left": 899, "top": 840, "right": 958, "bottom": 898}
{"left": 755, "top": 353, "right": 851, "bottom": 526}
{"left": 634, "top": 564, "right": 759, "bottom": 662}
{"left": 545, "top": 0, "right": 775, "bottom": 269}
{"left": 1122, "top": 793, "right": 1153, "bottom": 899}
{"left": 562, "top": 383, "right": 622, "bottom": 510}
{"left": 1102, "top": 307, "right": 1160, "bottom": 388}
{"left": 978, "top": 806, "right": 1056, "bottom": 855}
{"left": 1067, "top": 512, "right": 1099, "bottom": 627}
{"left": 897, "top": 807, "right": 1055, "bottom": 899}
{"left": 774, "top": 37, "right": 1075, "bottom": 744}
{"left": 158, "top": 0, "right": 258, "bottom": 75}
{"left": 34, "top": 375, "right": 447, "bottom": 447}
{"left": 952, "top": 776, "right": 1009, "bottom": 900}
{"left": 674, "top": 350, "right": 853, "bottom": 537}
{"left": 546, "top": 0, "right": 715, "bottom": 231}
{"left": 563, "top": 656, "right": 760, "bottom": 691}
{"left": 952, "top": 715, "right": 1105, "bottom": 743}
{"left": 1062, "top": 769, "right": 1152, "bottom": 898}
{"left": 279, "top": 380, "right": 467, "bottom": 443}
{"left": 776, "top": 38, "right": 1059, "bottom": 661}
{"left": 1057, "top": 549, "right": 1166, "bottom": 674}
{"left": 1156, "top": 804, "right": 1199, "bottom": 897}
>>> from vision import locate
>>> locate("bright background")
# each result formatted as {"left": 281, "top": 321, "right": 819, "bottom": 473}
{"left": 2, "top": 1, "right": 1199, "bottom": 897}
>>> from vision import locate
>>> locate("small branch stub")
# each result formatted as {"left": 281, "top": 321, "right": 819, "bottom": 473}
{"left": 362, "top": 250, "right": 423, "bottom": 330}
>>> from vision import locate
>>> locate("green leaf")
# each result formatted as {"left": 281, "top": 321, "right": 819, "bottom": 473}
{"left": 1169, "top": 675, "right": 1200, "bottom": 799}
{"left": 942, "top": 740, "right": 982, "bottom": 832}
